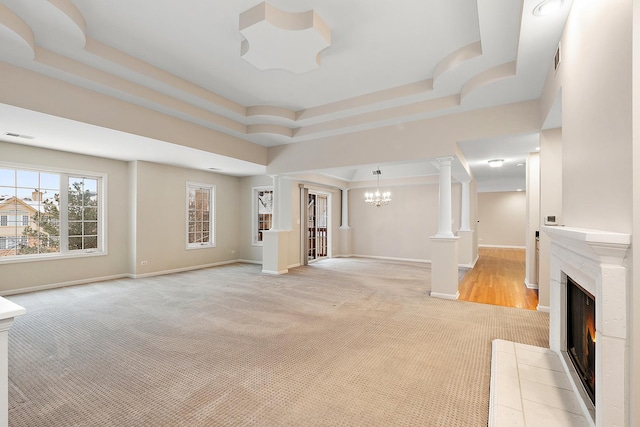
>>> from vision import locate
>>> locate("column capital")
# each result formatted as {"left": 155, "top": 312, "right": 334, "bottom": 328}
{"left": 436, "top": 157, "right": 454, "bottom": 166}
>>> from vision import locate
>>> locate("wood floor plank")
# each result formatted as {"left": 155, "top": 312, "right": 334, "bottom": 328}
{"left": 458, "top": 247, "right": 539, "bottom": 310}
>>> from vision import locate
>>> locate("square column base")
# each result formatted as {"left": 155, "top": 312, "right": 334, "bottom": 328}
{"left": 430, "top": 236, "right": 460, "bottom": 300}
{"left": 262, "top": 230, "right": 290, "bottom": 274}
{"left": 338, "top": 226, "right": 352, "bottom": 257}
{"left": 456, "top": 230, "right": 476, "bottom": 268}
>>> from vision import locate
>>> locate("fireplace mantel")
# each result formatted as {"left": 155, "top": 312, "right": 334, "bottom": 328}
{"left": 543, "top": 226, "right": 630, "bottom": 264}
{"left": 543, "top": 225, "right": 631, "bottom": 427}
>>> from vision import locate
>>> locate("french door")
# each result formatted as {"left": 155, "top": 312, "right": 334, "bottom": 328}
{"left": 302, "top": 190, "right": 329, "bottom": 264}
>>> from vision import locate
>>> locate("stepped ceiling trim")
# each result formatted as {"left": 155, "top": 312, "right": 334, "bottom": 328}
{"left": 0, "top": 4, "right": 34, "bottom": 53}
{"left": 239, "top": 2, "right": 331, "bottom": 74}
{"left": 0, "top": 0, "right": 568, "bottom": 149}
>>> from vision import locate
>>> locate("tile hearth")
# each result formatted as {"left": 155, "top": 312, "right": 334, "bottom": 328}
{"left": 489, "top": 340, "right": 589, "bottom": 427}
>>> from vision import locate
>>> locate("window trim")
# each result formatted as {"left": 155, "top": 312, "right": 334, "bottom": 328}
{"left": 185, "top": 182, "right": 215, "bottom": 250}
{"left": 252, "top": 186, "right": 273, "bottom": 246}
{"left": 0, "top": 162, "right": 108, "bottom": 263}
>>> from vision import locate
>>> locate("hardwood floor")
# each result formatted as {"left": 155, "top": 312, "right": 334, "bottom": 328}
{"left": 458, "top": 247, "right": 539, "bottom": 310}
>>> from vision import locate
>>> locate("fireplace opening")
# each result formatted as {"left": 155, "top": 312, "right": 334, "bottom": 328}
{"left": 566, "top": 275, "right": 596, "bottom": 405}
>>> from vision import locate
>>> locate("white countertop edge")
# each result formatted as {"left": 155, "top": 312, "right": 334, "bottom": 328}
{"left": 0, "top": 297, "right": 26, "bottom": 320}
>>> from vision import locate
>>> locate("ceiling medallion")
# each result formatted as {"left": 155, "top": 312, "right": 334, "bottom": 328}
{"left": 239, "top": 2, "right": 331, "bottom": 74}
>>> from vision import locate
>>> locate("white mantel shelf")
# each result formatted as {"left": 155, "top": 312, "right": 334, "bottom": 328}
{"left": 542, "top": 226, "right": 631, "bottom": 246}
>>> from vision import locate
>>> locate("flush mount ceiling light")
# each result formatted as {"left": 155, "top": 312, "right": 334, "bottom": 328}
{"left": 533, "top": 0, "right": 564, "bottom": 17}
{"left": 488, "top": 159, "right": 504, "bottom": 168}
{"left": 239, "top": 2, "right": 331, "bottom": 74}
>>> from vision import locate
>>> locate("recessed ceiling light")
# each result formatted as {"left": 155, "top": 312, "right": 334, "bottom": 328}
{"left": 517, "top": 189, "right": 524, "bottom": 192}
{"left": 516, "top": 163, "right": 526, "bottom": 167}
{"left": 535, "top": 147, "right": 540, "bottom": 151}
{"left": 488, "top": 159, "right": 504, "bottom": 168}
{"left": 533, "top": 0, "right": 564, "bottom": 17}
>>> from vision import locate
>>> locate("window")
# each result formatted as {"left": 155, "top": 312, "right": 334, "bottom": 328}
{"left": 67, "top": 177, "right": 99, "bottom": 251}
{"left": 253, "top": 187, "right": 273, "bottom": 245}
{"left": 186, "top": 182, "right": 214, "bottom": 249}
{"left": 0, "top": 166, "right": 104, "bottom": 260}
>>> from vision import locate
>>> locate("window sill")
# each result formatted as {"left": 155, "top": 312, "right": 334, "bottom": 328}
{"left": 186, "top": 244, "right": 216, "bottom": 251}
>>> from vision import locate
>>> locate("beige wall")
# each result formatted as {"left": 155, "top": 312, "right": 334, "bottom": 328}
{"left": 133, "top": 161, "right": 241, "bottom": 276}
{"left": 633, "top": 4, "right": 640, "bottom": 427}
{"left": 477, "top": 191, "right": 526, "bottom": 248}
{"left": 560, "top": 1, "right": 632, "bottom": 233}
{"left": 267, "top": 102, "right": 541, "bottom": 175}
{"left": 0, "top": 142, "right": 130, "bottom": 293}
{"left": 349, "top": 183, "right": 461, "bottom": 261}
{"left": 538, "top": 128, "right": 562, "bottom": 311}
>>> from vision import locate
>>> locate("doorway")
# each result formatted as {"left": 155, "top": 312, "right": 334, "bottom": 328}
{"left": 307, "top": 193, "right": 328, "bottom": 262}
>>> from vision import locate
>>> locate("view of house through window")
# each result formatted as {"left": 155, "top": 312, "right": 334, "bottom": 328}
{"left": 254, "top": 188, "right": 273, "bottom": 244}
{"left": 187, "top": 183, "right": 214, "bottom": 248}
{"left": 0, "top": 167, "right": 103, "bottom": 258}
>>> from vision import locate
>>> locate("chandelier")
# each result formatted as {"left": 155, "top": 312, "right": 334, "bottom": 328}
{"left": 364, "top": 169, "right": 391, "bottom": 207}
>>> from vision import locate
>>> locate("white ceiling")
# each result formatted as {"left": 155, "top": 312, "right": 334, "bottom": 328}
{"left": 0, "top": 0, "right": 570, "bottom": 189}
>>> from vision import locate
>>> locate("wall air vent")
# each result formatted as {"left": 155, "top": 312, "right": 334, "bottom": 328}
{"left": 4, "top": 132, "right": 35, "bottom": 140}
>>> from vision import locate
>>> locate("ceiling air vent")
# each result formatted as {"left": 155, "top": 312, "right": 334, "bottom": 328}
{"left": 554, "top": 42, "right": 561, "bottom": 72}
{"left": 4, "top": 132, "right": 35, "bottom": 140}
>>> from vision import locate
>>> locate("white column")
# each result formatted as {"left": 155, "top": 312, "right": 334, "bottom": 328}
{"left": 460, "top": 180, "right": 471, "bottom": 232}
{"left": 436, "top": 157, "right": 455, "bottom": 238}
{"left": 0, "top": 299, "right": 25, "bottom": 427}
{"left": 271, "top": 175, "right": 292, "bottom": 231}
{"left": 340, "top": 188, "right": 349, "bottom": 229}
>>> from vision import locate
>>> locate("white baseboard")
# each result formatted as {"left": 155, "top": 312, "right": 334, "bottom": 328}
{"left": 237, "top": 259, "right": 262, "bottom": 265}
{"left": 459, "top": 255, "right": 480, "bottom": 270}
{"left": 131, "top": 259, "right": 240, "bottom": 279}
{"left": 0, "top": 273, "right": 129, "bottom": 296}
{"left": 479, "top": 244, "right": 526, "bottom": 249}
{"left": 430, "top": 291, "right": 460, "bottom": 300}
{"left": 262, "top": 269, "right": 288, "bottom": 275}
{"left": 287, "top": 263, "right": 301, "bottom": 269}
{"left": 537, "top": 305, "right": 550, "bottom": 313}
{"left": 524, "top": 279, "right": 539, "bottom": 290}
{"left": 349, "top": 254, "right": 431, "bottom": 264}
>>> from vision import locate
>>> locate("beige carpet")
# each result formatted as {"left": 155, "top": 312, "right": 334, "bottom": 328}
{"left": 6, "top": 258, "right": 549, "bottom": 426}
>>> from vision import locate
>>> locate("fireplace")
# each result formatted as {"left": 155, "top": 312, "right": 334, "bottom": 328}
{"left": 566, "top": 276, "right": 595, "bottom": 405}
{"left": 543, "top": 225, "right": 630, "bottom": 427}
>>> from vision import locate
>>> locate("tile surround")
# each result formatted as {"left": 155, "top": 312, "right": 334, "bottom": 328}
{"left": 489, "top": 340, "right": 589, "bottom": 427}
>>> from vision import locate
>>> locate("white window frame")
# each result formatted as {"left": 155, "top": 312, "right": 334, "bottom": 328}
{"left": 186, "top": 182, "right": 215, "bottom": 250}
{"left": 0, "top": 163, "right": 107, "bottom": 263}
{"left": 252, "top": 186, "right": 273, "bottom": 246}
